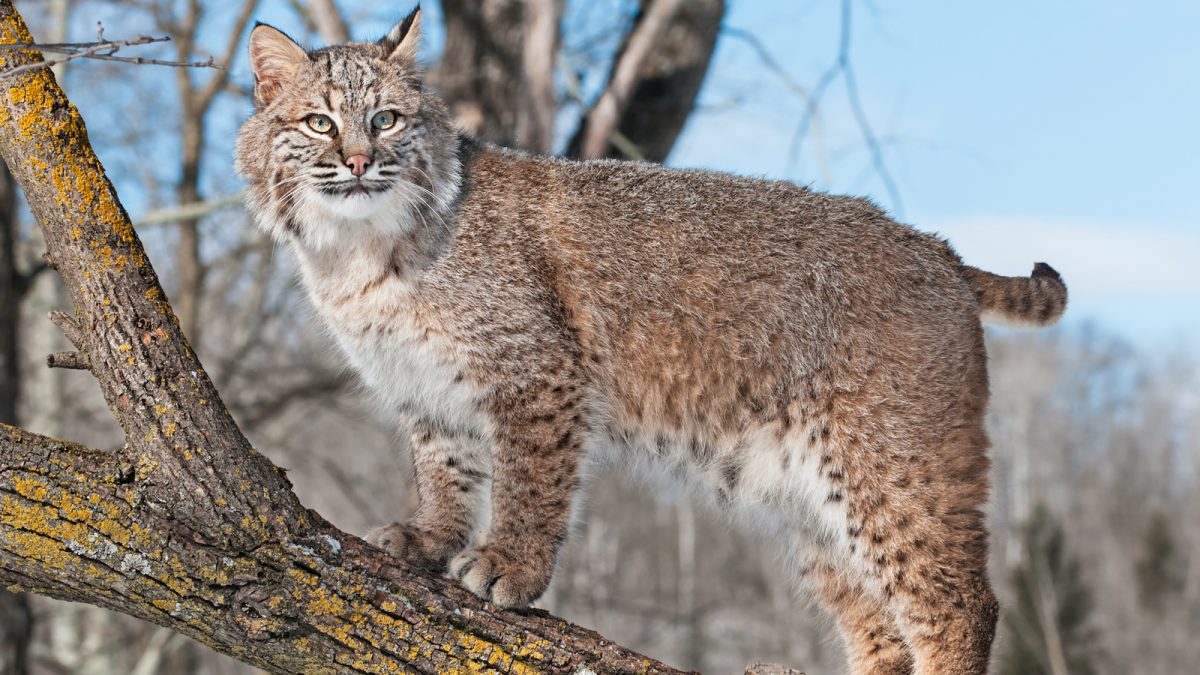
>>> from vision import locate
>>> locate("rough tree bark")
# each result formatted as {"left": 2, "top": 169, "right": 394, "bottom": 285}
{"left": 0, "top": 3, "right": 688, "bottom": 672}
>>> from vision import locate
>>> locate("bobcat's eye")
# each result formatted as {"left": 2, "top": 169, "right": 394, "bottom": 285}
{"left": 371, "top": 110, "right": 398, "bottom": 131}
{"left": 306, "top": 114, "right": 335, "bottom": 134}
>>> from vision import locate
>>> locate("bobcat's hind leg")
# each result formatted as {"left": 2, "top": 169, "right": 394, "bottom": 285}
{"left": 808, "top": 561, "right": 913, "bottom": 675}
{"left": 839, "top": 431, "right": 999, "bottom": 674}
{"left": 827, "top": 317, "right": 999, "bottom": 673}
{"left": 881, "top": 522, "right": 999, "bottom": 675}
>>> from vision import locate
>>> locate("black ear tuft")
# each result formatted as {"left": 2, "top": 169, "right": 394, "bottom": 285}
{"left": 395, "top": 5, "right": 421, "bottom": 40}
{"left": 379, "top": 6, "right": 422, "bottom": 62}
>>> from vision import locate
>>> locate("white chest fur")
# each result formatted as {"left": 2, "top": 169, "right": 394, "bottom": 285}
{"left": 293, "top": 243, "right": 486, "bottom": 436}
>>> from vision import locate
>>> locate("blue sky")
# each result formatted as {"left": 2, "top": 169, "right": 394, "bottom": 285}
{"left": 61, "top": 0, "right": 1200, "bottom": 350}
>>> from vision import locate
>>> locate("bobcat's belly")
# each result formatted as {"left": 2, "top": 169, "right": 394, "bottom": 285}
{"left": 597, "top": 419, "right": 852, "bottom": 551}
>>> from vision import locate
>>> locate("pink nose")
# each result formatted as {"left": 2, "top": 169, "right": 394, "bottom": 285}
{"left": 345, "top": 154, "right": 371, "bottom": 177}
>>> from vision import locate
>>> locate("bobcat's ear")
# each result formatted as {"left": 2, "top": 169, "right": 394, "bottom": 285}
{"left": 379, "top": 6, "right": 422, "bottom": 64}
{"left": 248, "top": 23, "right": 308, "bottom": 108}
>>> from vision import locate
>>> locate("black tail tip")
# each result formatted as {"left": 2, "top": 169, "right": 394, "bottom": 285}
{"left": 1032, "top": 262, "right": 1062, "bottom": 283}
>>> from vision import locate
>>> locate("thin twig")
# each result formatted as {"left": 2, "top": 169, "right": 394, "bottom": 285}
{"left": 134, "top": 192, "right": 244, "bottom": 228}
{"left": 48, "top": 310, "right": 85, "bottom": 350}
{"left": 787, "top": 0, "right": 904, "bottom": 219}
{"left": 0, "top": 33, "right": 220, "bottom": 79}
{"left": 723, "top": 26, "right": 832, "bottom": 184}
{"left": 47, "top": 351, "right": 89, "bottom": 370}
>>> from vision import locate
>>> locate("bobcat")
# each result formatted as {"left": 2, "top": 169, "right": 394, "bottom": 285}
{"left": 235, "top": 8, "right": 1067, "bottom": 674}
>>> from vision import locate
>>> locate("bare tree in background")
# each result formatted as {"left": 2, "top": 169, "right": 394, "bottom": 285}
{"left": 436, "top": 0, "right": 724, "bottom": 161}
{"left": 152, "top": 0, "right": 259, "bottom": 347}
{"left": 567, "top": 0, "right": 723, "bottom": 160}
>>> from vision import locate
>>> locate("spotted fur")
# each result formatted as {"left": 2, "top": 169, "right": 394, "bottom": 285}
{"left": 235, "top": 9, "right": 1065, "bottom": 674}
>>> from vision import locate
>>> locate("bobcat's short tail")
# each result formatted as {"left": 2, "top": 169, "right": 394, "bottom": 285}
{"left": 961, "top": 262, "right": 1067, "bottom": 327}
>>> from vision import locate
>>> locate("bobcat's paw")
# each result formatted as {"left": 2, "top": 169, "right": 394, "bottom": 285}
{"left": 365, "top": 523, "right": 458, "bottom": 572}
{"left": 449, "top": 544, "right": 552, "bottom": 608}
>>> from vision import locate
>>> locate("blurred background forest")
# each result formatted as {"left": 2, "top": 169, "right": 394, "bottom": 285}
{"left": 1, "top": 0, "right": 1198, "bottom": 673}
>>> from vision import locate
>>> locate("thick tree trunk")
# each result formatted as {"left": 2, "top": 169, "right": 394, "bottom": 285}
{"left": 438, "top": 0, "right": 723, "bottom": 162}
{"left": 567, "top": 0, "right": 725, "bottom": 163}
{"left": 434, "top": 0, "right": 524, "bottom": 145}
{"left": 435, "top": 0, "right": 564, "bottom": 153}
{"left": 0, "top": 585, "right": 30, "bottom": 675}
{"left": 0, "top": 148, "right": 32, "bottom": 675}
{"left": 0, "top": 3, "right": 687, "bottom": 672}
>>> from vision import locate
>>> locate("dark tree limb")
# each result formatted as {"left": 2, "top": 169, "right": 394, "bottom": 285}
{"left": 572, "top": 0, "right": 684, "bottom": 159}
{"left": 567, "top": 0, "right": 725, "bottom": 163}
{"left": 0, "top": 585, "right": 30, "bottom": 675}
{"left": 0, "top": 3, "right": 686, "bottom": 672}
{"left": 434, "top": 0, "right": 564, "bottom": 151}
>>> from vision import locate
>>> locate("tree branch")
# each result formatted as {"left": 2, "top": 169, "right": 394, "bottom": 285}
{"left": 788, "top": 0, "right": 902, "bottom": 218}
{"left": 565, "top": 0, "right": 724, "bottom": 163}
{"left": 45, "top": 351, "right": 88, "bottom": 370}
{"left": 133, "top": 192, "right": 244, "bottom": 228}
{"left": 0, "top": 425, "right": 686, "bottom": 674}
{"left": 305, "top": 0, "right": 350, "bottom": 45}
{"left": 722, "top": 25, "right": 831, "bottom": 183}
{"left": 196, "top": 0, "right": 258, "bottom": 111}
{"left": 576, "top": 0, "right": 684, "bottom": 159}
{"left": 0, "top": 33, "right": 218, "bottom": 79}
{"left": 0, "top": 3, "right": 688, "bottom": 671}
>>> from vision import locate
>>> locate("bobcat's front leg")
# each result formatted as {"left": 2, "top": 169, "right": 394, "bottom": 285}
{"left": 368, "top": 418, "right": 489, "bottom": 571}
{"left": 449, "top": 361, "right": 586, "bottom": 608}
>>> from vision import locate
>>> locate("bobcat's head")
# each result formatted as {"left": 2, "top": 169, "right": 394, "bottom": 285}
{"left": 235, "top": 7, "right": 459, "bottom": 250}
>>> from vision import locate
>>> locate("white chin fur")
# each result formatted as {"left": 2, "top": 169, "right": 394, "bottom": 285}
{"left": 314, "top": 189, "right": 389, "bottom": 220}
{"left": 294, "top": 188, "right": 416, "bottom": 251}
